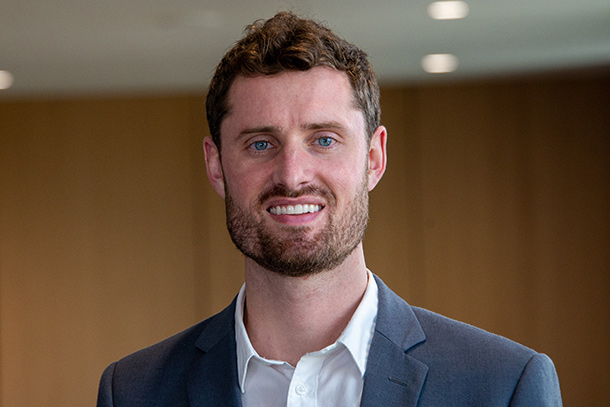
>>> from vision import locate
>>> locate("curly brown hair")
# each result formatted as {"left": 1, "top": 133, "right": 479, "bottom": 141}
{"left": 205, "top": 11, "right": 380, "bottom": 150}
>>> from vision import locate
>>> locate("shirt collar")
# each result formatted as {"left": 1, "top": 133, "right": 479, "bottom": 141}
{"left": 234, "top": 270, "right": 379, "bottom": 393}
{"left": 336, "top": 270, "right": 379, "bottom": 376}
{"left": 234, "top": 283, "right": 260, "bottom": 394}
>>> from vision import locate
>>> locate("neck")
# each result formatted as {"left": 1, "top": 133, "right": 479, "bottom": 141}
{"left": 243, "top": 244, "right": 369, "bottom": 366}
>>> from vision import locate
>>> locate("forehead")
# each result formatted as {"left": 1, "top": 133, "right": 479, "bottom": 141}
{"left": 229, "top": 66, "right": 354, "bottom": 98}
{"left": 221, "top": 67, "right": 363, "bottom": 137}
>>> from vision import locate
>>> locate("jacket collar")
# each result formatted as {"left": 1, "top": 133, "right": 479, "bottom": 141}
{"left": 186, "top": 298, "right": 242, "bottom": 407}
{"left": 184, "top": 275, "right": 428, "bottom": 407}
{"left": 360, "top": 275, "right": 428, "bottom": 407}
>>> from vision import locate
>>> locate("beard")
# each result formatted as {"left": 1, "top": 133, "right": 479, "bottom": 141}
{"left": 224, "top": 176, "right": 370, "bottom": 277}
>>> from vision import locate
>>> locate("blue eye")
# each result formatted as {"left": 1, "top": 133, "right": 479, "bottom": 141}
{"left": 252, "top": 141, "right": 269, "bottom": 151}
{"left": 317, "top": 137, "right": 334, "bottom": 147}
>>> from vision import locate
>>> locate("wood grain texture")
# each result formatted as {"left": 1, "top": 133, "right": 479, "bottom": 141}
{"left": 1, "top": 73, "right": 608, "bottom": 405}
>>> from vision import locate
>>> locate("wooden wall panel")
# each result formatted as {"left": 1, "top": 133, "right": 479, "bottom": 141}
{"left": 187, "top": 97, "right": 244, "bottom": 319}
{"left": 415, "top": 83, "right": 537, "bottom": 339}
{"left": 365, "top": 87, "right": 426, "bottom": 304}
{"left": 366, "top": 76, "right": 610, "bottom": 406}
{"left": 1, "top": 73, "right": 608, "bottom": 406}
{"left": 0, "top": 96, "right": 210, "bottom": 406}
{"left": 526, "top": 79, "right": 610, "bottom": 402}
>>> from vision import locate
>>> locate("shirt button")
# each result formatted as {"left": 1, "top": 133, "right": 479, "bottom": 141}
{"left": 295, "top": 383, "right": 308, "bottom": 396}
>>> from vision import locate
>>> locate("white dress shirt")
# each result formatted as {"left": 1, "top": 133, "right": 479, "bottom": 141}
{"left": 235, "top": 271, "right": 379, "bottom": 407}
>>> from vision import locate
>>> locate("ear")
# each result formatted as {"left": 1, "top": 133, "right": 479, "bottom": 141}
{"left": 203, "top": 137, "right": 226, "bottom": 198}
{"left": 367, "top": 126, "right": 387, "bottom": 191}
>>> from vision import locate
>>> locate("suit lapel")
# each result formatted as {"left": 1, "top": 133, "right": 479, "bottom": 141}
{"left": 186, "top": 299, "right": 242, "bottom": 407}
{"left": 360, "top": 276, "right": 429, "bottom": 407}
{"left": 183, "top": 277, "right": 428, "bottom": 406}
{"left": 361, "top": 334, "right": 428, "bottom": 407}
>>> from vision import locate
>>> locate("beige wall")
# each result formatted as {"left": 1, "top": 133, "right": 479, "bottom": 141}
{"left": 1, "top": 73, "right": 608, "bottom": 406}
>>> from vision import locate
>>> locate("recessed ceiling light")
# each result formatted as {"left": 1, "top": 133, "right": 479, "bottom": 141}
{"left": 421, "top": 54, "right": 459, "bottom": 73}
{"left": 428, "top": 1, "right": 469, "bottom": 20}
{"left": 0, "top": 71, "right": 14, "bottom": 90}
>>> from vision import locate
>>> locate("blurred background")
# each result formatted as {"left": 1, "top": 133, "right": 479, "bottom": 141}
{"left": 1, "top": 1, "right": 609, "bottom": 405}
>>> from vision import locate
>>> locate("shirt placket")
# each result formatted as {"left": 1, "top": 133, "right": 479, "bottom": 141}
{"left": 287, "top": 352, "right": 326, "bottom": 407}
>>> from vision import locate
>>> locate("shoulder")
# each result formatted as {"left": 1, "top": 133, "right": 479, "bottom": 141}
{"left": 411, "top": 306, "right": 536, "bottom": 361}
{"left": 115, "top": 299, "right": 235, "bottom": 372}
{"left": 112, "top": 316, "right": 213, "bottom": 374}
{"left": 374, "top": 275, "right": 538, "bottom": 364}
{"left": 98, "top": 300, "right": 237, "bottom": 406}
{"left": 409, "top": 307, "right": 561, "bottom": 405}
{"left": 373, "top": 277, "right": 561, "bottom": 404}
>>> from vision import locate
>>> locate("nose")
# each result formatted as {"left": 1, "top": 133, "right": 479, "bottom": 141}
{"left": 271, "top": 142, "right": 313, "bottom": 191}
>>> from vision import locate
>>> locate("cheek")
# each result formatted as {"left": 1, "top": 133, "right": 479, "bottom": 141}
{"left": 223, "top": 163, "right": 268, "bottom": 204}
{"left": 224, "top": 172, "right": 250, "bottom": 201}
{"left": 325, "top": 165, "right": 367, "bottom": 202}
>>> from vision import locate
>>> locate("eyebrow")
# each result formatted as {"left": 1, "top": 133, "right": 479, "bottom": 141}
{"left": 303, "top": 121, "right": 347, "bottom": 131}
{"left": 238, "top": 121, "right": 347, "bottom": 138}
{"left": 238, "top": 125, "right": 280, "bottom": 137}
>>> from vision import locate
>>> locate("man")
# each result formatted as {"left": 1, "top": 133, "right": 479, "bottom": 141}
{"left": 97, "top": 12, "right": 562, "bottom": 406}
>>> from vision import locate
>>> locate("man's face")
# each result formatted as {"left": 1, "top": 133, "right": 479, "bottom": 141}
{"left": 204, "top": 67, "right": 386, "bottom": 276}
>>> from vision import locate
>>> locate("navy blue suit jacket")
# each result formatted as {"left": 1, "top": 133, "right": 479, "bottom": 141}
{"left": 97, "top": 276, "right": 562, "bottom": 406}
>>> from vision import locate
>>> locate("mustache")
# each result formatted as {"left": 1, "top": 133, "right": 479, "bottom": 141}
{"left": 258, "top": 184, "right": 336, "bottom": 205}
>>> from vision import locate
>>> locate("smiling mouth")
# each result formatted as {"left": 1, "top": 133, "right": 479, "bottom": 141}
{"left": 268, "top": 204, "right": 323, "bottom": 215}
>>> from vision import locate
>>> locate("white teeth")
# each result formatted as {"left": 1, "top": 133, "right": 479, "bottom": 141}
{"left": 269, "top": 204, "right": 322, "bottom": 215}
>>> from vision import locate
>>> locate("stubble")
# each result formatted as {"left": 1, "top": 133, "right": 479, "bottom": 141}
{"left": 225, "top": 177, "right": 369, "bottom": 277}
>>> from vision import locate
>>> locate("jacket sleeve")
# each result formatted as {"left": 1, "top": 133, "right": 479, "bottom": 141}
{"left": 97, "top": 362, "right": 117, "bottom": 407}
{"left": 509, "top": 353, "right": 562, "bottom": 406}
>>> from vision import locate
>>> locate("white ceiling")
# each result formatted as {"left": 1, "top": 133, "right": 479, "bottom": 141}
{"left": 1, "top": 0, "right": 610, "bottom": 97}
